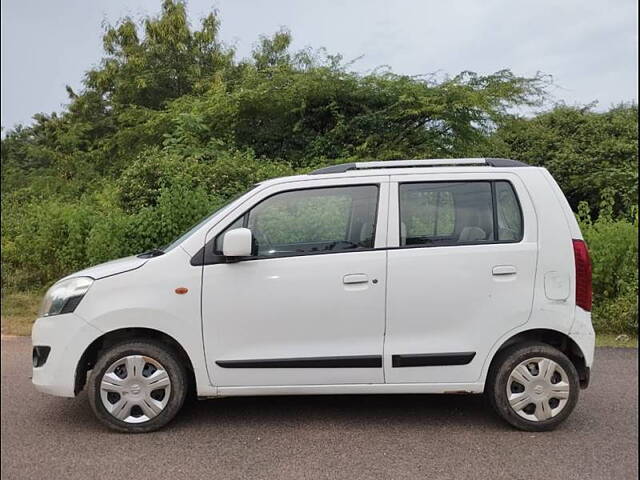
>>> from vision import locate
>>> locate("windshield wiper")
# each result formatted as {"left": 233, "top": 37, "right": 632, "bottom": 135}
{"left": 137, "top": 248, "right": 165, "bottom": 258}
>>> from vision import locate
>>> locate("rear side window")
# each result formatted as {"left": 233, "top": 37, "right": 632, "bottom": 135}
{"left": 495, "top": 181, "right": 523, "bottom": 241}
{"left": 215, "top": 185, "right": 379, "bottom": 257}
{"left": 399, "top": 181, "right": 522, "bottom": 247}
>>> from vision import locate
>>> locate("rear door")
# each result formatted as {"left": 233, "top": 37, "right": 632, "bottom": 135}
{"left": 384, "top": 172, "right": 538, "bottom": 384}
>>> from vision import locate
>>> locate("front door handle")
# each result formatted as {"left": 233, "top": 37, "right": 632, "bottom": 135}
{"left": 343, "top": 274, "right": 369, "bottom": 284}
{"left": 492, "top": 265, "right": 517, "bottom": 276}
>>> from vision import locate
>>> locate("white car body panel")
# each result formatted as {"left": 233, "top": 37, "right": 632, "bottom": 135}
{"left": 204, "top": 250, "right": 387, "bottom": 386}
{"left": 31, "top": 161, "right": 595, "bottom": 401}
{"left": 202, "top": 177, "right": 389, "bottom": 387}
{"left": 71, "top": 248, "right": 216, "bottom": 397}
{"left": 383, "top": 172, "right": 538, "bottom": 384}
{"left": 62, "top": 255, "right": 149, "bottom": 280}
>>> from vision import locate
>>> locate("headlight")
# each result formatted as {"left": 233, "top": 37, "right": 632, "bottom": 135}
{"left": 39, "top": 277, "right": 94, "bottom": 317}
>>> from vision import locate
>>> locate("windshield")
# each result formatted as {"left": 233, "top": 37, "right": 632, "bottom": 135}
{"left": 161, "top": 185, "right": 259, "bottom": 253}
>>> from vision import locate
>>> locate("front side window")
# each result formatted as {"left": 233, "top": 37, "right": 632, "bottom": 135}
{"left": 399, "top": 181, "right": 522, "bottom": 247}
{"left": 215, "top": 185, "right": 379, "bottom": 257}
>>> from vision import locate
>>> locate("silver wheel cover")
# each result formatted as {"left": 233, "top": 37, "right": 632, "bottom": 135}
{"left": 507, "top": 357, "right": 571, "bottom": 422}
{"left": 100, "top": 355, "right": 171, "bottom": 424}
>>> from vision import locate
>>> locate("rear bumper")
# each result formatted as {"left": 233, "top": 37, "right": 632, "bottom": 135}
{"left": 31, "top": 313, "right": 102, "bottom": 397}
{"left": 580, "top": 367, "right": 591, "bottom": 389}
{"left": 569, "top": 308, "right": 596, "bottom": 366}
{"left": 569, "top": 307, "right": 595, "bottom": 389}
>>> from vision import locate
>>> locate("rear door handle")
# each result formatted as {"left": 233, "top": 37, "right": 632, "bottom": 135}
{"left": 492, "top": 265, "right": 517, "bottom": 276}
{"left": 343, "top": 274, "right": 369, "bottom": 284}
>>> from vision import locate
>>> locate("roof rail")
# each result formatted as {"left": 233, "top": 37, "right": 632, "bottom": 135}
{"left": 309, "top": 158, "right": 527, "bottom": 175}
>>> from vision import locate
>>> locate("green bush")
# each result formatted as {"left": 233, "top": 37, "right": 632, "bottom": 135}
{"left": 117, "top": 148, "right": 295, "bottom": 213}
{"left": 1, "top": 201, "right": 98, "bottom": 290}
{"left": 86, "top": 210, "right": 134, "bottom": 265}
{"left": 579, "top": 202, "right": 638, "bottom": 335}
{"left": 117, "top": 150, "right": 211, "bottom": 213}
{"left": 126, "top": 183, "right": 223, "bottom": 253}
{"left": 2, "top": 184, "right": 224, "bottom": 291}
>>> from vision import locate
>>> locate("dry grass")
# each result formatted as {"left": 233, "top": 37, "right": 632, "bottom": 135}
{"left": 595, "top": 333, "right": 638, "bottom": 348}
{"left": 1, "top": 291, "right": 41, "bottom": 336}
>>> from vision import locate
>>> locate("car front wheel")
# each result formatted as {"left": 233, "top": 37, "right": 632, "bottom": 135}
{"left": 87, "top": 340, "right": 188, "bottom": 433}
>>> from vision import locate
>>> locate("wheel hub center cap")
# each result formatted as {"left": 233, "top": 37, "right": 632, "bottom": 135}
{"left": 534, "top": 384, "right": 545, "bottom": 395}
{"left": 129, "top": 384, "right": 142, "bottom": 395}
{"left": 101, "top": 355, "right": 172, "bottom": 424}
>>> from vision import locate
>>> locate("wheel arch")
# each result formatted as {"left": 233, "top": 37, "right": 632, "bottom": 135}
{"left": 486, "top": 328, "right": 590, "bottom": 389}
{"left": 75, "top": 327, "right": 197, "bottom": 396}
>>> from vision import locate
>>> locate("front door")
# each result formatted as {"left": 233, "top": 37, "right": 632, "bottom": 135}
{"left": 202, "top": 178, "right": 389, "bottom": 387}
{"left": 383, "top": 173, "right": 538, "bottom": 384}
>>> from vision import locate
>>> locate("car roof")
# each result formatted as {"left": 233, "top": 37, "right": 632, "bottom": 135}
{"left": 257, "top": 158, "right": 535, "bottom": 187}
{"left": 309, "top": 158, "right": 527, "bottom": 175}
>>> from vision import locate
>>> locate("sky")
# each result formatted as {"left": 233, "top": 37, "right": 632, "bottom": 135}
{"left": 1, "top": 0, "right": 638, "bottom": 130}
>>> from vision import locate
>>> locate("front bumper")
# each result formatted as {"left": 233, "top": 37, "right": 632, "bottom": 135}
{"left": 31, "top": 313, "right": 102, "bottom": 397}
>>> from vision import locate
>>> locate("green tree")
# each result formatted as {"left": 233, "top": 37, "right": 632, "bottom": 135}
{"left": 1, "top": 0, "right": 637, "bottom": 337}
{"left": 86, "top": 0, "right": 233, "bottom": 110}
{"left": 488, "top": 103, "right": 638, "bottom": 216}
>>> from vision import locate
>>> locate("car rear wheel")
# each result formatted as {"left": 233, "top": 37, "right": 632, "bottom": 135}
{"left": 487, "top": 342, "right": 580, "bottom": 431}
{"left": 88, "top": 340, "right": 187, "bottom": 433}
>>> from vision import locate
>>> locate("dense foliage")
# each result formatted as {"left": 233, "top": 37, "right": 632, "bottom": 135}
{"left": 1, "top": 1, "right": 637, "bottom": 333}
{"left": 577, "top": 193, "right": 638, "bottom": 335}
{"left": 488, "top": 105, "right": 638, "bottom": 215}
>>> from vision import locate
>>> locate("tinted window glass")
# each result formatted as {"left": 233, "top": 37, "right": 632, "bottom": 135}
{"left": 495, "top": 181, "right": 523, "bottom": 241}
{"left": 216, "top": 185, "right": 378, "bottom": 257}
{"left": 400, "top": 182, "right": 494, "bottom": 246}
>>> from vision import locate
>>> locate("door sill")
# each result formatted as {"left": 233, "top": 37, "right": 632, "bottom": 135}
{"left": 207, "top": 382, "right": 484, "bottom": 398}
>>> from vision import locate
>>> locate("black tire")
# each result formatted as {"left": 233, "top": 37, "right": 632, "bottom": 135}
{"left": 486, "top": 342, "right": 580, "bottom": 431}
{"left": 88, "top": 340, "right": 188, "bottom": 433}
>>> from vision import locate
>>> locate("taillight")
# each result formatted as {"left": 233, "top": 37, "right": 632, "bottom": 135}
{"left": 572, "top": 239, "right": 592, "bottom": 311}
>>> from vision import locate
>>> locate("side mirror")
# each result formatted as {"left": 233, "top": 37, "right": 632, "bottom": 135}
{"left": 222, "top": 228, "right": 253, "bottom": 258}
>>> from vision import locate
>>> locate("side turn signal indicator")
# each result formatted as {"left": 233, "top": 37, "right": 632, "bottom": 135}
{"left": 175, "top": 287, "right": 189, "bottom": 295}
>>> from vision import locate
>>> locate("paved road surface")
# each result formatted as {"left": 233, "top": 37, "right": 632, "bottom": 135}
{"left": 1, "top": 337, "right": 637, "bottom": 479}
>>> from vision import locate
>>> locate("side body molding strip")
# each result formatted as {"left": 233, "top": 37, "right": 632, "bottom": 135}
{"left": 216, "top": 355, "right": 382, "bottom": 369}
{"left": 216, "top": 353, "right": 476, "bottom": 369}
{"left": 392, "top": 352, "right": 476, "bottom": 367}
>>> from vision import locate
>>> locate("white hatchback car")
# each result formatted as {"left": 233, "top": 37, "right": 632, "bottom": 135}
{"left": 32, "top": 158, "right": 595, "bottom": 433}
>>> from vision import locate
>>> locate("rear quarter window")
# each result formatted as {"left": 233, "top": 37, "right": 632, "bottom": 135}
{"left": 495, "top": 181, "right": 523, "bottom": 242}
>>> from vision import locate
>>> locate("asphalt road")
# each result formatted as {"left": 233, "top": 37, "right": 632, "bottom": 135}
{"left": 1, "top": 337, "right": 637, "bottom": 480}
